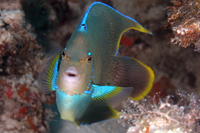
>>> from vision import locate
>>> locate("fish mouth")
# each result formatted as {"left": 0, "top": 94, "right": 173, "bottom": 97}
{"left": 66, "top": 72, "right": 77, "bottom": 77}
{"left": 63, "top": 66, "right": 81, "bottom": 82}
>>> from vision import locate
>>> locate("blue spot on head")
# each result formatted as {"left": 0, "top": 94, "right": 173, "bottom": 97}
{"left": 79, "top": 23, "right": 87, "bottom": 32}
{"left": 88, "top": 52, "right": 91, "bottom": 56}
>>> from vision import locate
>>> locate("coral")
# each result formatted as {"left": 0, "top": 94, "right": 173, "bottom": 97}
{"left": 167, "top": 0, "right": 200, "bottom": 52}
{"left": 0, "top": 0, "right": 200, "bottom": 133}
{"left": 148, "top": 76, "right": 176, "bottom": 104}
{"left": 0, "top": 10, "right": 43, "bottom": 76}
{"left": 118, "top": 92, "right": 200, "bottom": 133}
{"left": 0, "top": 74, "right": 56, "bottom": 133}
{"left": 120, "top": 35, "right": 137, "bottom": 46}
{"left": 0, "top": 0, "right": 21, "bottom": 10}
{"left": 0, "top": 7, "right": 55, "bottom": 133}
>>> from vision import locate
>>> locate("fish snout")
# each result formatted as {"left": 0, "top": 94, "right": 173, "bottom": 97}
{"left": 64, "top": 66, "right": 81, "bottom": 82}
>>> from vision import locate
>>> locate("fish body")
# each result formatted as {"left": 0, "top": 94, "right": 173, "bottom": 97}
{"left": 41, "top": 2, "right": 154, "bottom": 125}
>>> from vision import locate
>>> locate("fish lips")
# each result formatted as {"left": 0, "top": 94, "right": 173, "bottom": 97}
{"left": 63, "top": 66, "right": 81, "bottom": 83}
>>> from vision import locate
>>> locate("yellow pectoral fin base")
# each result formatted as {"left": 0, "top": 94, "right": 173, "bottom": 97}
{"left": 91, "top": 84, "right": 134, "bottom": 107}
{"left": 91, "top": 85, "right": 123, "bottom": 101}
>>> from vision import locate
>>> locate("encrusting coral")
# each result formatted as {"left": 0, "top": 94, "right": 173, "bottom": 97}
{"left": 119, "top": 92, "right": 200, "bottom": 133}
{"left": 0, "top": 74, "right": 56, "bottom": 133}
{"left": 0, "top": 7, "right": 55, "bottom": 133}
{"left": 167, "top": 0, "right": 200, "bottom": 52}
{"left": 0, "top": 9, "right": 42, "bottom": 76}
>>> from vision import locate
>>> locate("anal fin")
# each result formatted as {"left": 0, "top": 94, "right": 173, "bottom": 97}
{"left": 77, "top": 98, "right": 120, "bottom": 125}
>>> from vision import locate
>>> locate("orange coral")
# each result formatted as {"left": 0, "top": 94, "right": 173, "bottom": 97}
{"left": 27, "top": 116, "right": 39, "bottom": 132}
{"left": 17, "top": 84, "right": 30, "bottom": 101}
{"left": 120, "top": 35, "right": 136, "bottom": 46}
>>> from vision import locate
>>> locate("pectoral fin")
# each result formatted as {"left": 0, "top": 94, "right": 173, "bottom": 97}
{"left": 39, "top": 54, "right": 60, "bottom": 93}
{"left": 91, "top": 84, "right": 133, "bottom": 102}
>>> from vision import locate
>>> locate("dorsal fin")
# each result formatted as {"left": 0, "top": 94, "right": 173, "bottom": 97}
{"left": 73, "top": 2, "right": 152, "bottom": 85}
{"left": 79, "top": 2, "right": 152, "bottom": 55}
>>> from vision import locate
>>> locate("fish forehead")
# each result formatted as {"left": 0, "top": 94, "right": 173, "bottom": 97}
{"left": 66, "top": 33, "right": 91, "bottom": 60}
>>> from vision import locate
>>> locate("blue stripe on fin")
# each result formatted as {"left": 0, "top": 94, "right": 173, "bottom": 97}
{"left": 84, "top": 90, "right": 91, "bottom": 94}
{"left": 78, "top": 2, "right": 153, "bottom": 34}
{"left": 90, "top": 84, "right": 133, "bottom": 102}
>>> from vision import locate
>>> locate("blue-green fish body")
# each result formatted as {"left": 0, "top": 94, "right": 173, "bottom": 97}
{"left": 41, "top": 2, "right": 154, "bottom": 126}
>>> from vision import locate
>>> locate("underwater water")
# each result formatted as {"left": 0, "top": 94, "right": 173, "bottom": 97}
{"left": 1, "top": 0, "right": 200, "bottom": 133}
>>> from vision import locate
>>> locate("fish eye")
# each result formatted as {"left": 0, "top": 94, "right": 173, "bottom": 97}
{"left": 86, "top": 52, "right": 92, "bottom": 63}
{"left": 61, "top": 50, "right": 66, "bottom": 59}
{"left": 87, "top": 56, "right": 92, "bottom": 63}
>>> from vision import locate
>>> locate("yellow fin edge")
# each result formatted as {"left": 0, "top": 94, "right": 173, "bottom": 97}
{"left": 130, "top": 57, "right": 155, "bottom": 101}
{"left": 116, "top": 25, "right": 152, "bottom": 52}
{"left": 108, "top": 106, "right": 120, "bottom": 119}
{"left": 115, "top": 24, "right": 153, "bottom": 100}
{"left": 73, "top": 121, "right": 80, "bottom": 127}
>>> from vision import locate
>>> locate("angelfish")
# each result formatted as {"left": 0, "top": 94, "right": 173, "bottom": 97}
{"left": 41, "top": 2, "right": 154, "bottom": 126}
